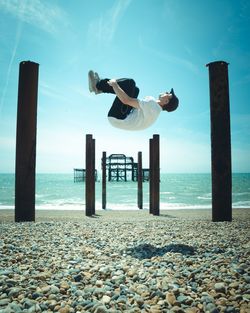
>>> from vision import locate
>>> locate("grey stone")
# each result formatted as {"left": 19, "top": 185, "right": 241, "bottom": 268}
{"left": 201, "top": 295, "right": 214, "bottom": 304}
{"left": 8, "top": 288, "right": 22, "bottom": 298}
{"left": 49, "top": 285, "right": 60, "bottom": 294}
{"left": 117, "top": 295, "right": 127, "bottom": 304}
{"left": 176, "top": 295, "right": 188, "bottom": 303}
{"left": 0, "top": 270, "right": 12, "bottom": 276}
{"left": 214, "top": 282, "right": 226, "bottom": 293}
{"left": 243, "top": 275, "right": 250, "bottom": 283}
{"left": 133, "top": 295, "right": 144, "bottom": 306}
{"left": 205, "top": 303, "right": 217, "bottom": 312}
{"left": 94, "top": 306, "right": 109, "bottom": 313}
{"left": 0, "top": 299, "right": 10, "bottom": 307}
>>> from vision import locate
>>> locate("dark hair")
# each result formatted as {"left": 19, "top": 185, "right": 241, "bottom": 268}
{"left": 163, "top": 88, "right": 179, "bottom": 112}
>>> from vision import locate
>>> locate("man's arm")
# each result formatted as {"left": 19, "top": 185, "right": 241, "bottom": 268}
{"left": 108, "top": 79, "right": 139, "bottom": 109}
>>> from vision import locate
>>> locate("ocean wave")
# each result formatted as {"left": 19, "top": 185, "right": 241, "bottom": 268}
{"left": 197, "top": 196, "right": 212, "bottom": 200}
{"left": 232, "top": 201, "right": 250, "bottom": 208}
{"left": 1, "top": 202, "right": 250, "bottom": 211}
{"left": 233, "top": 192, "right": 250, "bottom": 196}
{"left": 160, "top": 191, "right": 174, "bottom": 195}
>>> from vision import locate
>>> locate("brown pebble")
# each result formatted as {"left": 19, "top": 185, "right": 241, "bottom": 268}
{"left": 185, "top": 308, "right": 200, "bottom": 313}
{"left": 60, "top": 281, "right": 70, "bottom": 289}
{"left": 171, "top": 306, "right": 185, "bottom": 313}
{"left": 60, "top": 288, "right": 67, "bottom": 295}
{"left": 59, "top": 306, "right": 70, "bottom": 313}
{"left": 54, "top": 305, "right": 61, "bottom": 311}
{"left": 197, "top": 303, "right": 203, "bottom": 310}
{"left": 166, "top": 292, "right": 176, "bottom": 305}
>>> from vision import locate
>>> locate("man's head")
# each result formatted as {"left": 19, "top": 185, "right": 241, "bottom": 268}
{"left": 161, "top": 88, "right": 179, "bottom": 112}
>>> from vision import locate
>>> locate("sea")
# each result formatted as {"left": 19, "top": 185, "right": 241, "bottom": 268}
{"left": 0, "top": 173, "right": 249, "bottom": 211}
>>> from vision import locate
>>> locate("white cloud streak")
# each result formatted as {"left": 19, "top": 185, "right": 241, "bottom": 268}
{"left": 0, "top": 1, "right": 24, "bottom": 118}
{"left": 40, "top": 81, "right": 70, "bottom": 102}
{"left": 0, "top": 0, "right": 68, "bottom": 35}
{"left": 139, "top": 38, "right": 200, "bottom": 75}
{"left": 39, "top": 81, "right": 94, "bottom": 109}
{"left": 88, "top": 0, "right": 132, "bottom": 46}
{"left": 0, "top": 0, "right": 69, "bottom": 117}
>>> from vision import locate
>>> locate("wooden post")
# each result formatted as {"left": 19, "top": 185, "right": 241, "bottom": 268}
{"left": 15, "top": 61, "right": 39, "bottom": 222}
{"left": 132, "top": 160, "right": 135, "bottom": 182}
{"left": 149, "top": 135, "right": 160, "bottom": 216}
{"left": 102, "top": 152, "right": 106, "bottom": 210}
{"left": 137, "top": 151, "right": 143, "bottom": 209}
{"left": 125, "top": 166, "right": 127, "bottom": 182}
{"left": 206, "top": 61, "right": 232, "bottom": 222}
{"left": 92, "top": 138, "right": 95, "bottom": 215}
{"left": 149, "top": 139, "right": 153, "bottom": 214}
{"left": 153, "top": 135, "right": 160, "bottom": 216}
{"left": 85, "top": 134, "right": 95, "bottom": 216}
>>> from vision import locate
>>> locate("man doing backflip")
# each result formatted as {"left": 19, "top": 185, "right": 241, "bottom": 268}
{"left": 88, "top": 70, "right": 179, "bottom": 131}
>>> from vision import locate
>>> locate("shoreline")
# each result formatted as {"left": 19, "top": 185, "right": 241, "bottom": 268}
{"left": 0, "top": 208, "right": 249, "bottom": 223}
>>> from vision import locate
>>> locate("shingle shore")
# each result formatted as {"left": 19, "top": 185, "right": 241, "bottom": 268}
{"left": 0, "top": 209, "right": 249, "bottom": 313}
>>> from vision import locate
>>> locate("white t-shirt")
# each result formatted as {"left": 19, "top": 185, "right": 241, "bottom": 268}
{"left": 108, "top": 96, "right": 162, "bottom": 130}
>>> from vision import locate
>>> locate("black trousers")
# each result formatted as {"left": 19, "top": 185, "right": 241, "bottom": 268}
{"left": 96, "top": 78, "right": 140, "bottom": 120}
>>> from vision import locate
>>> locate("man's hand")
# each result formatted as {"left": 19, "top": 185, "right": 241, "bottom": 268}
{"left": 108, "top": 79, "right": 117, "bottom": 87}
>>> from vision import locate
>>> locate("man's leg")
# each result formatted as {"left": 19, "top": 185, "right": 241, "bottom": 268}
{"left": 96, "top": 78, "right": 136, "bottom": 95}
{"left": 97, "top": 78, "right": 140, "bottom": 120}
{"left": 89, "top": 71, "right": 140, "bottom": 120}
{"left": 89, "top": 71, "right": 136, "bottom": 96}
{"left": 117, "top": 85, "right": 140, "bottom": 118}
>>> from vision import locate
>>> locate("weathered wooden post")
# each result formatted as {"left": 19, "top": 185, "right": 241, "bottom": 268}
{"left": 206, "top": 61, "right": 232, "bottom": 222}
{"left": 85, "top": 134, "right": 95, "bottom": 216}
{"left": 102, "top": 152, "right": 107, "bottom": 210}
{"left": 137, "top": 151, "right": 143, "bottom": 210}
{"left": 15, "top": 61, "right": 39, "bottom": 222}
{"left": 149, "top": 135, "right": 160, "bottom": 215}
{"left": 92, "top": 138, "right": 96, "bottom": 215}
{"left": 149, "top": 138, "right": 153, "bottom": 214}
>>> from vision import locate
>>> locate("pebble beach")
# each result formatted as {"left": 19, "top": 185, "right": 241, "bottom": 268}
{"left": 0, "top": 209, "right": 249, "bottom": 313}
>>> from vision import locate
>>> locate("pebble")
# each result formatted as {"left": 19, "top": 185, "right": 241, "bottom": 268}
{"left": 166, "top": 292, "right": 176, "bottom": 305}
{"left": 0, "top": 299, "right": 10, "bottom": 306}
{"left": 214, "top": 282, "right": 226, "bottom": 293}
{"left": 0, "top": 212, "right": 249, "bottom": 312}
{"left": 101, "top": 295, "right": 111, "bottom": 304}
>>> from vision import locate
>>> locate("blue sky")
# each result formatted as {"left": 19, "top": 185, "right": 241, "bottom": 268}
{"left": 0, "top": 0, "right": 249, "bottom": 173}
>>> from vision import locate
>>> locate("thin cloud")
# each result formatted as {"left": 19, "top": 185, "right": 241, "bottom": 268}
{"left": 39, "top": 81, "right": 94, "bottom": 108}
{"left": 69, "top": 85, "right": 93, "bottom": 100}
{"left": 40, "top": 81, "right": 71, "bottom": 104}
{"left": 0, "top": 1, "right": 69, "bottom": 116}
{"left": 0, "top": 6, "right": 23, "bottom": 117}
{"left": 139, "top": 38, "right": 200, "bottom": 75}
{"left": 88, "top": 0, "right": 132, "bottom": 46}
{"left": 0, "top": 0, "right": 68, "bottom": 35}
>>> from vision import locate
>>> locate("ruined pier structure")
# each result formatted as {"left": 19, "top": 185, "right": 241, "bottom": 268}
{"left": 74, "top": 154, "right": 149, "bottom": 182}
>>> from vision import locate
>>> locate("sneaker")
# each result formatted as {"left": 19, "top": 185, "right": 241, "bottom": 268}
{"left": 88, "top": 70, "right": 102, "bottom": 94}
{"left": 88, "top": 70, "right": 97, "bottom": 93}
{"left": 95, "top": 71, "right": 100, "bottom": 82}
{"left": 94, "top": 72, "right": 102, "bottom": 94}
